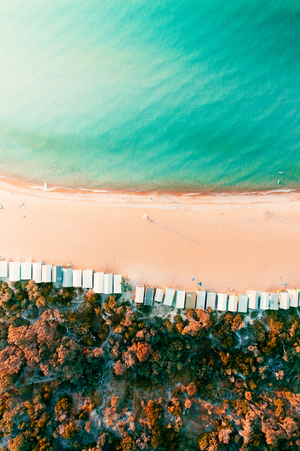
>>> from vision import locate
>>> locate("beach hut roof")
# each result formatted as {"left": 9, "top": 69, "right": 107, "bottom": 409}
{"left": 247, "top": 291, "right": 259, "bottom": 309}
{"left": 260, "top": 292, "right": 269, "bottom": 310}
{"left": 113, "top": 274, "right": 122, "bottom": 294}
{"left": 93, "top": 272, "right": 104, "bottom": 293}
{"left": 72, "top": 269, "right": 82, "bottom": 287}
{"left": 82, "top": 269, "right": 93, "bottom": 289}
{"left": 0, "top": 260, "right": 8, "bottom": 278}
{"left": 186, "top": 291, "right": 196, "bottom": 309}
{"left": 42, "top": 264, "right": 52, "bottom": 283}
{"left": 21, "top": 262, "right": 32, "bottom": 280}
{"left": 154, "top": 288, "right": 164, "bottom": 303}
{"left": 164, "top": 288, "right": 175, "bottom": 306}
{"left": 62, "top": 268, "right": 73, "bottom": 287}
{"left": 217, "top": 293, "right": 227, "bottom": 311}
{"left": 228, "top": 294, "right": 237, "bottom": 312}
{"left": 103, "top": 273, "right": 113, "bottom": 294}
{"left": 135, "top": 285, "right": 144, "bottom": 304}
{"left": 52, "top": 266, "right": 63, "bottom": 283}
{"left": 32, "top": 262, "right": 42, "bottom": 284}
{"left": 196, "top": 290, "right": 206, "bottom": 309}
{"left": 144, "top": 287, "right": 154, "bottom": 306}
{"left": 206, "top": 292, "right": 216, "bottom": 310}
{"left": 238, "top": 294, "right": 248, "bottom": 313}
{"left": 176, "top": 290, "right": 185, "bottom": 309}
{"left": 279, "top": 292, "right": 290, "bottom": 310}
{"left": 9, "top": 262, "right": 21, "bottom": 282}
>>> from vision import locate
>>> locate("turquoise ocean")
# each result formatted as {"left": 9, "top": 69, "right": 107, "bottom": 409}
{"left": 0, "top": 0, "right": 299, "bottom": 192}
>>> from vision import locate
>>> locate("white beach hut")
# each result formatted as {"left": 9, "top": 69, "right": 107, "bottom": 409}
{"left": 247, "top": 291, "right": 259, "bottom": 309}
{"left": 21, "top": 262, "right": 32, "bottom": 280}
{"left": 186, "top": 291, "right": 196, "bottom": 309}
{"left": 62, "top": 268, "right": 73, "bottom": 287}
{"left": 176, "top": 290, "right": 185, "bottom": 309}
{"left": 206, "top": 292, "right": 216, "bottom": 310}
{"left": 144, "top": 287, "right": 154, "bottom": 306}
{"left": 287, "top": 289, "right": 299, "bottom": 307}
{"left": 217, "top": 293, "right": 228, "bottom": 311}
{"left": 42, "top": 265, "right": 52, "bottom": 283}
{"left": 154, "top": 288, "right": 164, "bottom": 303}
{"left": 269, "top": 293, "right": 279, "bottom": 310}
{"left": 164, "top": 288, "right": 175, "bottom": 306}
{"left": 238, "top": 294, "right": 248, "bottom": 313}
{"left": 82, "top": 270, "right": 93, "bottom": 289}
{"left": 93, "top": 272, "right": 104, "bottom": 293}
{"left": 9, "top": 262, "right": 21, "bottom": 282}
{"left": 135, "top": 285, "right": 145, "bottom": 304}
{"left": 260, "top": 292, "right": 269, "bottom": 310}
{"left": 228, "top": 295, "right": 237, "bottom": 312}
{"left": 196, "top": 291, "right": 206, "bottom": 309}
{"left": 32, "top": 262, "right": 42, "bottom": 283}
{"left": 73, "top": 270, "right": 82, "bottom": 287}
{"left": 279, "top": 292, "right": 290, "bottom": 310}
{"left": 0, "top": 261, "right": 8, "bottom": 278}
{"left": 113, "top": 274, "right": 122, "bottom": 294}
{"left": 103, "top": 274, "right": 113, "bottom": 294}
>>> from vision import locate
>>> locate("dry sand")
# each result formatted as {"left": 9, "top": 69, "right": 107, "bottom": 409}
{"left": 0, "top": 177, "right": 299, "bottom": 294}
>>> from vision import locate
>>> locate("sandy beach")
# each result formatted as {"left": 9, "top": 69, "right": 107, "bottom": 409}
{"left": 0, "top": 177, "right": 299, "bottom": 294}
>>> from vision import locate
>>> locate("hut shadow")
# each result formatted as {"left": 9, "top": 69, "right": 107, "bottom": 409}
{"left": 154, "top": 221, "right": 200, "bottom": 246}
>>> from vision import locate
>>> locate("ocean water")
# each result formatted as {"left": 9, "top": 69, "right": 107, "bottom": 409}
{"left": 0, "top": 0, "right": 299, "bottom": 192}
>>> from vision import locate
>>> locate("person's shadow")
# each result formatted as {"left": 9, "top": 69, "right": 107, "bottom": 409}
{"left": 153, "top": 221, "right": 200, "bottom": 246}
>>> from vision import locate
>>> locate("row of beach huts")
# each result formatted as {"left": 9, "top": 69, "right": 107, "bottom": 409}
{"left": 0, "top": 258, "right": 299, "bottom": 312}
{"left": 135, "top": 286, "right": 300, "bottom": 312}
{"left": 0, "top": 260, "right": 122, "bottom": 294}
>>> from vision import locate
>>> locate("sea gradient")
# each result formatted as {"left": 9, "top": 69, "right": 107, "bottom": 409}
{"left": 0, "top": 0, "right": 299, "bottom": 192}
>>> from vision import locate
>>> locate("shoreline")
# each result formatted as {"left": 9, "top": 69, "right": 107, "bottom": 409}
{"left": 0, "top": 174, "right": 299, "bottom": 198}
{"left": 0, "top": 175, "right": 299, "bottom": 294}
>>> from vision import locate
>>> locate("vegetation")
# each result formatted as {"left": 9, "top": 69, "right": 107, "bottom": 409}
{"left": 0, "top": 279, "right": 300, "bottom": 450}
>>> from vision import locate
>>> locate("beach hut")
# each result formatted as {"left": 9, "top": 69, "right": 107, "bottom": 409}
{"left": 21, "top": 262, "right": 32, "bottom": 280}
{"left": 42, "top": 265, "right": 52, "bottom": 283}
{"left": 228, "top": 295, "right": 237, "bottom": 312}
{"left": 113, "top": 274, "right": 122, "bottom": 294}
{"left": 247, "top": 291, "right": 259, "bottom": 309}
{"left": 164, "top": 288, "right": 175, "bottom": 306}
{"left": 217, "top": 293, "right": 228, "bottom": 311}
{"left": 154, "top": 288, "right": 164, "bottom": 303}
{"left": 135, "top": 285, "right": 144, "bottom": 304}
{"left": 238, "top": 294, "right": 248, "bottom": 313}
{"left": 196, "top": 291, "right": 206, "bottom": 309}
{"left": 176, "top": 290, "right": 185, "bottom": 309}
{"left": 288, "top": 289, "right": 299, "bottom": 307}
{"left": 144, "top": 287, "right": 154, "bottom": 306}
{"left": 0, "top": 260, "right": 8, "bottom": 278}
{"left": 206, "top": 292, "right": 216, "bottom": 310}
{"left": 83, "top": 270, "right": 93, "bottom": 289}
{"left": 9, "top": 262, "right": 21, "bottom": 282}
{"left": 52, "top": 266, "right": 63, "bottom": 283}
{"left": 186, "top": 291, "right": 196, "bottom": 309}
{"left": 62, "top": 268, "right": 73, "bottom": 288}
{"left": 93, "top": 272, "right": 104, "bottom": 293}
{"left": 260, "top": 292, "right": 269, "bottom": 310}
{"left": 72, "top": 270, "right": 82, "bottom": 287}
{"left": 279, "top": 292, "right": 290, "bottom": 310}
{"left": 32, "top": 262, "right": 42, "bottom": 283}
{"left": 269, "top": 293, "right": 279, "bottom": 310}
{"left": 103, "top": 274, "right": 113, "bottom": 294}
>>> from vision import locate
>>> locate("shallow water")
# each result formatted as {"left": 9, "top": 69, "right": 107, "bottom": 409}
{"left": 0, "top": 0, "right": 299, "bottom": 192}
